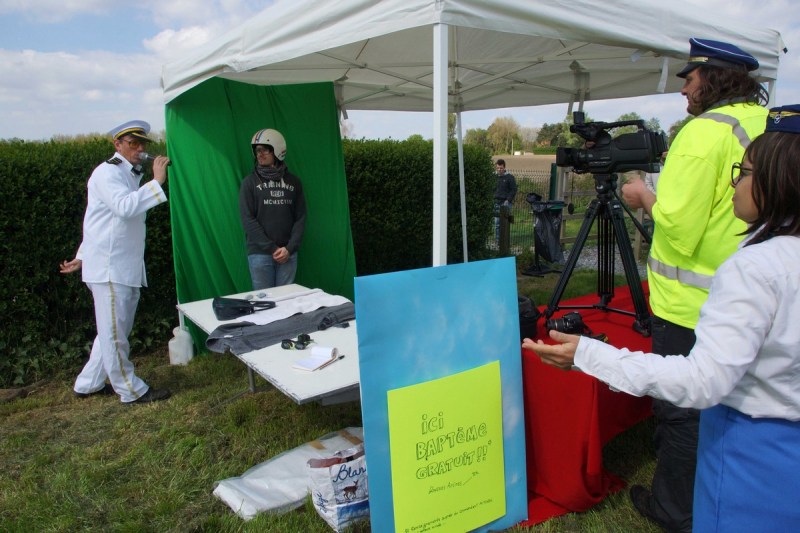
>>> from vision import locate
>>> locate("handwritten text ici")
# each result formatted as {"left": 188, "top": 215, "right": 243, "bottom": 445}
{"left": 415, "top": 411, "right": 491, "bottom": 479}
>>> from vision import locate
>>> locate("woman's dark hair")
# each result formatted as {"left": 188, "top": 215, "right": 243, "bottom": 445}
{"left": 694, "top": 66, "right": 769, "bottom": 112}
{"left": 742, "top": 131, "right": 800, "bottom": 245}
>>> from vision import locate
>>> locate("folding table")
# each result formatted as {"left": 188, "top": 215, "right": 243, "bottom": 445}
{"left": 176, "top": 284, "right": 360, "bottom": 405}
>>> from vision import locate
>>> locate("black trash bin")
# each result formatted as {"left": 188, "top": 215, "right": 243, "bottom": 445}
{"left": 523, "top": 192, "right": 565, "bottom": 276}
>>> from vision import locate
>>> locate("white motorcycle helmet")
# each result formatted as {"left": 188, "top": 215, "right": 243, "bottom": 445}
{"left": 251, "top": 128, "right": 287, "bottom": 161}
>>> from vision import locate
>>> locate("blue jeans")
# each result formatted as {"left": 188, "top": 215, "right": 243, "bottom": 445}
{"left": 248, "top": 253, "right": 298, "bottom": 290}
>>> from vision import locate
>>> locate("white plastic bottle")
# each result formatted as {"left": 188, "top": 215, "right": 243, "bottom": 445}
{"left": 168, "top": 326, "right": 194, "bottom": 365}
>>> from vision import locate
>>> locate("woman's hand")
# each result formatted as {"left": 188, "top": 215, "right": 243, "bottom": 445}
{"left": 522, "top": 330, "right": 581, "bottom": 370}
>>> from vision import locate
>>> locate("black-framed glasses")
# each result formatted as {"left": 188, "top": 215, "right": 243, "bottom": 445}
{"left": 731, "top": 162, "right": 752, "bottom": 187}
{"left": 281, "top": 333, "right": 313, "bottom": 350}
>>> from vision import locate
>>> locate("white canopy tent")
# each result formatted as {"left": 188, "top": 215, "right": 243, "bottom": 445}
{"left": 162, "top": 0, "right": 784, "bottom": 266}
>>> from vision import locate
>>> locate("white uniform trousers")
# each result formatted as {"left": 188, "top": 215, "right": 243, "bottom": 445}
{"left": 74, "top": 282, "right": 149, "bottom": 402}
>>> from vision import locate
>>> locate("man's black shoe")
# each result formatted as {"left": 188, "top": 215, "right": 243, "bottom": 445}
{"left": 74, "top": 383, "right": 115, "bottom": 399}
{"left": 129, "top": 388, "right": 171, "bottom": 404}
{"left": 630, "top": 484, "right": 654, "bottom": 519}
{"left": 630, "top": 484, "right": 682, "bottom": 532}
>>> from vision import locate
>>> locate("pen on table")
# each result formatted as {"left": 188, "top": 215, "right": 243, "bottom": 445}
{"left": 318, "top": 355, "right": 345, "bottom": 370}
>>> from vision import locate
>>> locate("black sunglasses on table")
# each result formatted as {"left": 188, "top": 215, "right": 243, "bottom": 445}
{"left": 281, "top": 333, "right": 314, "bottom": 350}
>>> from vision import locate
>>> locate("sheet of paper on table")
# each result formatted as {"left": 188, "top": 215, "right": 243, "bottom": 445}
{"left": 292, "top": 346, "right": 339, "bottom": 371}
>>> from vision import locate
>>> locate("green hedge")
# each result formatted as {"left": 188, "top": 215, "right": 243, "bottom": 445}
{"left": 0, "top": 138, "right": 494, "bottom": 387}
{"left": 344, "top": 138, "right": 495, "bottom": 275}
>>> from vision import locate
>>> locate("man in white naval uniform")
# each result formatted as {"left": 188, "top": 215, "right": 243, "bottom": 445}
{"left": 60, "top": 120, "right": 171, "bottom": 404}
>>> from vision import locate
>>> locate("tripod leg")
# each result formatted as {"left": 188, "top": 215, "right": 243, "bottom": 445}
{"left": 545, "top": 199, "right": 600, "bottom": 318}
{"left": 597, "top": 209, "right": 614, "bottom": 305}
{"left": 609, "top": 200, "right": 651, "bottom": 336}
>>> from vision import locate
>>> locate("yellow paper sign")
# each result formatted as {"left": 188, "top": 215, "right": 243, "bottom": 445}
{"left": 387, "top": 361, "right": 505, "bottom": 532}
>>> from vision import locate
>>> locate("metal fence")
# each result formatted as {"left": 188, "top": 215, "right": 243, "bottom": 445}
{"left": 486, "top": 167, "right": 579, "bottom": 255}
{"left": 486, "top": 167, "right": 650, "bottom": 260}
{"left": 485, "top": 169, "right": 547, "bottom": 254}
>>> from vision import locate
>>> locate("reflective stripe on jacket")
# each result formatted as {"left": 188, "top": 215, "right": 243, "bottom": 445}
{"left": 648, "top": 103, "right": 768, "bottom": 329}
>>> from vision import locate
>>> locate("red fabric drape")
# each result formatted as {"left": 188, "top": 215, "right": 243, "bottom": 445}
{"left": 520, "top": 284, "right": 654, "bottom": 525}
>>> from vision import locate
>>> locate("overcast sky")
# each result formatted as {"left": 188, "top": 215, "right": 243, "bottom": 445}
{"left": 1, "top": 0, "right": 798, "bottom": 141}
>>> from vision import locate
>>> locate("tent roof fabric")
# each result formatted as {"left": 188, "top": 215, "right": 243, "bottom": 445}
{"left": 161, "top": 0, "right": 784, "bottom": 111}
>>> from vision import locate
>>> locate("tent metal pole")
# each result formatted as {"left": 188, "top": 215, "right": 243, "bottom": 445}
{"left": 456, "top": 111, "right": 468, "bottom": 262}
{"left": 432, "top": 23, "right": 448, "bottom": 267}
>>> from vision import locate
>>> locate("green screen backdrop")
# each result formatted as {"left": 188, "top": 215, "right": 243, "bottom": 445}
{"left": 165, "top": 79, "right": 356, "bottom": 312}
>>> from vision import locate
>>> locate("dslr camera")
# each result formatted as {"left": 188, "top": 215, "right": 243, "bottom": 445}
{"left": 556, "top": 111, "right": 668, "bottom": 174}
{"left": 545, "top": 311, "right": 588, "bottom": 335}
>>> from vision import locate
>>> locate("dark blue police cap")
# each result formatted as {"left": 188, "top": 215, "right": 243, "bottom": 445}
{"left": 766, "top": 105, "right": 800, "bottom": 134}
{"left": 677, "top": 38, "right": 759, "bottom": 78}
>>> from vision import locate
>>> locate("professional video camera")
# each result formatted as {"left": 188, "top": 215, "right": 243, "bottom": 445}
{"left": 546, "top": 111, "right": 665, "bottom": 337}
{"left": 556, "top": 111, "right": 668, "bottom": 174}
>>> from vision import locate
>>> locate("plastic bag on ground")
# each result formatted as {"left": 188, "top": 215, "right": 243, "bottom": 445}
{"left": 212, "top": 427, "right": 363, "bottom": 520}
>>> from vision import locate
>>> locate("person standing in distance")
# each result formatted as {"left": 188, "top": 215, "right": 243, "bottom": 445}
{"left": 620, "top": 38, "right": 769, "bottom": 532}
{"left": 60, "top": 120, "right": 171, "bottom": 404}
{"left": 493, "top": 159, "right": 517, "bottom": 244}
{"left": 239, "top": 128, "right": 306, "bottom": 290}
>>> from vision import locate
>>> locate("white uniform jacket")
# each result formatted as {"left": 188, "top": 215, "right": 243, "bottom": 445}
{"left": 575, "top": 234, "right": 800, "bottom": 421}
{"left": 77, "top": 152, "right": 167, "bottom": 287}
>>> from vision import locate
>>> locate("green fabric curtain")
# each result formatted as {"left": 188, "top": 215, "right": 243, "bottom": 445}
{"left": 165, "top": 78, "right": 356, "bottom": 311}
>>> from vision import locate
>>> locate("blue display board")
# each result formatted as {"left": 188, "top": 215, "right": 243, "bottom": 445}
{"left": 355, "top": 257, "right": 527, "bottom": 532}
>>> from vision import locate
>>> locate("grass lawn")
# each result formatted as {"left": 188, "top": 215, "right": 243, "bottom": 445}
{"left": 1, "top": 269, "right": 661, "bottom": 532}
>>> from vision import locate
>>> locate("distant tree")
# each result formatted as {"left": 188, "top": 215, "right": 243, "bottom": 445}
{"left": 519, "top": 127, "right": 540, "bottom": 152}
{"left": 406, "top": 133, "right": 426, "bottom": 142}
{"left": 611, "top": 112, "right": 643, "bottom": 136}
{"left": 609, "top": 112, "right": 660, "bottom": 137}
{"left": 487, "top": 116, "right": 521, "bottom": 154}
{"left": 464, "top": 128, "right": 490, "bottom": 151}
{"left": 556, "top": 118, "right": 583, "bottom": 148}
{"left": 645, "top": 117, "right": 662, "bottom": 133}
{"left": 535, "top": 122, "right": 565, "bottom": 146}
{"left": 535, "top": 115, "right": 592, "bottom": 147}
{"left": 668, "top": 116, "right": 694, "bottom": 144}
{"left": 448, "top": 113, "right": 457, "bottom": 140}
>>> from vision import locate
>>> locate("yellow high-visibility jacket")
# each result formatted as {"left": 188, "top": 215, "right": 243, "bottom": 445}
{"left": 648, "top": 102, "right": 768, "bottom": 329}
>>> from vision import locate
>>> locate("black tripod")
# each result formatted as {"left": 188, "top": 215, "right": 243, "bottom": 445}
{"left": 544, "top": 173, "right": 652, "bottom": 336}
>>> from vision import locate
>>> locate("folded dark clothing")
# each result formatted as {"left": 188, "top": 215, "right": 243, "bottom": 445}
{"left": 206, "top": 302, "right": 355, "bottom": 355}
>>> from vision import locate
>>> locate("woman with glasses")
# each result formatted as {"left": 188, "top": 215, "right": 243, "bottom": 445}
{"left": 524, "top": 105, "right": 800, "bottom": 531}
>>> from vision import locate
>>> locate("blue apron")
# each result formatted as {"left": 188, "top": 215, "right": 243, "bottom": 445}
{"left": 694, "top": 404, "right": 800, "bottom": 532}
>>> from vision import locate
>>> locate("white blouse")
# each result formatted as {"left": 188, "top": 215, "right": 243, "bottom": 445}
{"left": 575, "top": 234, "right": 800, "bottom": 421}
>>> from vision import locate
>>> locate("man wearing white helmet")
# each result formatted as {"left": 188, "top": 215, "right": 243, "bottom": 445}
{"left": 239, "top": 128, "right": 307, "bottom": 289}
